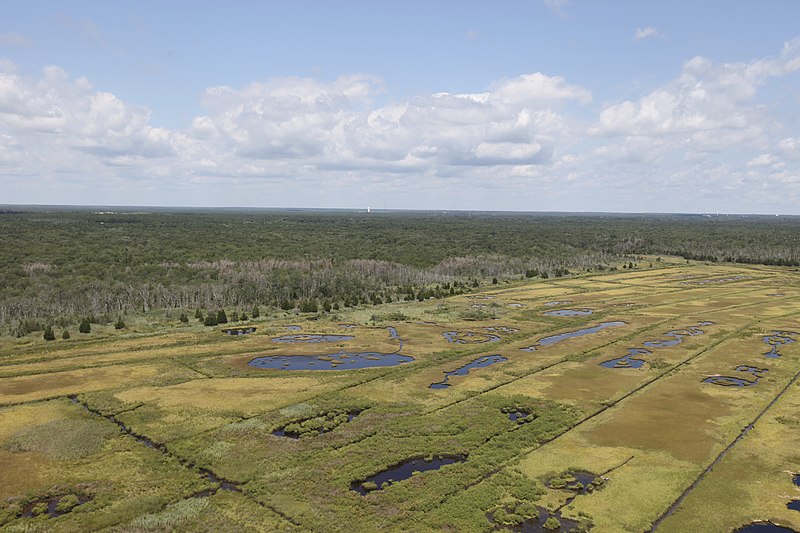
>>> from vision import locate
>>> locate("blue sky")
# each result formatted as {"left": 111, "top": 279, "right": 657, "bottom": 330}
{"left": 2, "top": 1, "right": 800, "bottom": 213}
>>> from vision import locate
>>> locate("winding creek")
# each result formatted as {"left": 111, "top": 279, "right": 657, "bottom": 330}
{"left": 430, "top": 355, "right": 508, "bottom": 389}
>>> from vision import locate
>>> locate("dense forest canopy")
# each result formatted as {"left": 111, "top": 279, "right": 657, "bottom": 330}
{"left": 2, "top": 207, "right": 799, "bottom": 329}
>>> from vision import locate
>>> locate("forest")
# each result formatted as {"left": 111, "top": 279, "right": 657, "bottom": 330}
{"left": 1, "top": 207, "right": 799, "bottom": 333}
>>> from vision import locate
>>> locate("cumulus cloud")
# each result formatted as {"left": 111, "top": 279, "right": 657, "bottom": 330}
{"left": 634, "top": 27, "right": 662, "bottom": 40}
{"left": 1, "top": 40, "right": 800, "bottom": 213}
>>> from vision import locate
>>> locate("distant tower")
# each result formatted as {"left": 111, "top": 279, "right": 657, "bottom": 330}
{"left": 367, "top": 207, "right": 371, "bottom": 213}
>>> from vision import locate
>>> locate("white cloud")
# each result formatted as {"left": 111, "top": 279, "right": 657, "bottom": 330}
{"left": 1, "top": 40, "right": 800, "bottom": 213}
{"left": 634, "top": 27, "right": 663, "bottom": 41}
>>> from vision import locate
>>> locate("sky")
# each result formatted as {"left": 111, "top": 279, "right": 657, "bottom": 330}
{"left": 1, "top": 1, "right": 800, "bottom": 214}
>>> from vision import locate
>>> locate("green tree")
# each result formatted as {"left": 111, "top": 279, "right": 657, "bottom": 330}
{"left": 217, "top": 310, "right": 228, "bottom": 324}
{"left": 204, "top": 314, "right": 218, "bottom": 326}
{"left": 492, "top": 277, "right": 498, "bottom": 284}
{"left": 43, "top": 325, "right": 55, "bottom": 341}
{"left": 114, "top": 316, "right": 126, "bottom": 330}
{"left": 231, "top": 311, "right": 239, "bottom": 322}
{"left": 62, "top": 329, "right": 70, "bottom": 340}
{"left": 251, "top": 306, "right": 260, "bottom": 318}
{"left": 240, "top": 312, "right": 248, "bottom": 321}
{"left": 195, "top": 309, "right": 203, "bottom": 319}
{"left": 179, "top": 312, "right": 189, "bottom": 323}
{"left": 79, "top": 318, "right": 91, "bottom": 334}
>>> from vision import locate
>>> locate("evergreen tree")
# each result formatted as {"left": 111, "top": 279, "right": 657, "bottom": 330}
{"left": 231, "top": 311, "right": 239, "bottom": 322}
{"left": 240, "top": 312, "right": 248, "bottom": 321}
{"left": 217, "top": 310, "right": 228, "bottom": 324}
{"left": 115, "top": 316, "right": 126, "bottom": 330}
{"left": 204, "top": 314, "right": 218, "bottom": 326}
{"left": 195, "top": 309, "right": 203, "bottom": 319}
{"left": 179, "top": 312, "right": 189, "bottom": 323}
{"left": 492, "top": 277, "right": 498, "bottom": 284}
{"left": 62, "top": 329, "right": 70, "bottom": 340}
{"left": 79, "top": 318, "right": 91, "bottom": 334}
{"left": 251, "top": 306, "right": 260, "bottom": 318}
{"left": 43, "top": 325, "right": 55, "bottom": 341}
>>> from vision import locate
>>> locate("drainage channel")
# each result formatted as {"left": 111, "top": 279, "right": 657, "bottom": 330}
{"left": 68, "top": 395, "right": 304, "bottom": 527}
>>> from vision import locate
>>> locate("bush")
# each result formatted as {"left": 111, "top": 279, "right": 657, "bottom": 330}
{"left": 114, "top": 316, "right": 125, "bottom": 330}
{"left": 251, "top": 305, "right": 260, "bottom": 318}
{"left": 43, "top": 325, "right": 55, "bottom": 341}
{"left": 79, "top": 319, "right": 91, "bottom": 334}
{"left": 179, "top": 312, "right": 189, "bottom": 323}
{"left": 195, "top": 309, "right": 203, "bottom": 319}
{"left": 204, "top": 315, "right": 218, "bottom": 326}
{"left": 217, "top": 310, "right": 228, "bottom": 324}
{"left": 62, "top": 329, "right": 70, "bottom": 339}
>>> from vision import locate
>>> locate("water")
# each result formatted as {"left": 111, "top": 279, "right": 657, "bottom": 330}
{"left": 507, "top": 410, "right": 531, "bottom": 422}
{"left": 763, "top": 331, "right": 798, "bottom": 358}
{"left": 521, "top": 321, "right": 626, "bottom": 351}
{"left": 250, "top": 327, "right": 410, "bottom": 371}
{"left": 600, "top": 348, "right": 651, "bottom": 369}
{"left": 221, "top": 326, "right": 257, "bottom": 335}
{"left": 734, "top": 365, "right": 768, "bottom": 377}
{"left": 733, "top": 523, "right": 798, "bottom": 532}
{"left": 702, "top": 376, "right": 758, "bottom": 387}
{"left": 544, "top": 301, "right": 571, "bottom": 306}
{"left": 442, "top": 330, "right": 501, "bottom": 344}
{"left": 271, "top": 334, "right": 354, "bottom": 343}
{"left": 351, "top": 455, "right": 466, "bottom": 495}
{"left": 787, "top": 500, "right": 800, "bottom": 511}
{"left": 600, "top": 322, "right": 713, "bottom": 369}
{"left": 21, "top": 495, "right": 91, "bottom": 518}
{"left": 273, "top": 411, "right": 361, "bottom": 438}
{"left": 249, "top": 351, "right": 413, "bottom": 370}
{"left": 543, "top": 308, "right": 593, "bottom": 317}
{"left": 430, "top": 355, "right": 507, "bottom": 389}
{"left": 285, "top": 325, "right": 302, "bottom": 331}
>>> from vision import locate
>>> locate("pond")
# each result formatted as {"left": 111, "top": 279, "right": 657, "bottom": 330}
{"left": 543, "top": 308, "right": 593, "bottom": 317}
{"left": 351, "top": 455, "right": 466, "bottom": 495}
{"left": 273, "top": 411, "right": 361, "bottom": 438}
{"left": 600, "top": 322, "right": 714, "bottom": 369}
{"left": 443, "top": 330, "right": 501, "bottom": 344}
{"left": 788, "top": 500, "right": 800, "bottom": 512}
{"left": 221, "top": 326, "right": 257, "bottom": 335}
{"left": 285, "top": 325, "right": 302, "bottom": 331}
{"left": 488, "top": 506, "right": 581, "bottom": 533}
{"left": 733, "top": 523, "right": 798, "bottom": 532}
{"left": 249, "top": 326, "right": 410, "bottom": 371}
{"left": 430, "top": 355, "right": 508, "bottom": 389}
{"left": 521, "top": 322, "right": 626, "bottom": 351}
{"left": 20, "top": 494, "right": 92, "bottom": 519}
{"left": 599, "top": 348, "right": 651, "bottom": 369}
{"left": 763, "top": 331, "right": 798, "bottom": 358}
{"left": 702, "top": 376, "right": 758, "bottom": 387}
{"left": 271, "top": 334, "right": 355, "bottom": 343}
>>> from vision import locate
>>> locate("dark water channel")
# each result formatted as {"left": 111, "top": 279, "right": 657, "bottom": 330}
{"left": 351, "top": 455, "right": 466, "bottom": 495}
{"left": 788, "top": 500, "right": 800, "bottom": 512}
{"left": 250, "top": 326, "right": 410, "bottom": 370}
{"left": 600, "top": 322, "right": 714, "bottom": 369}
{"left": 430, "top": 355, "right": 507, "bottom": 389}
{"left": 443, "top": 330, "right": 501, "bottom": 344}
{"left": 522, "top": 321, "right": 626, "bottom": 352}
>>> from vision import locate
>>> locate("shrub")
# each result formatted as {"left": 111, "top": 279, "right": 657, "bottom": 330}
{"left": 179, "top": 312, "right": 188, "bottom": 323}
{"left": 43, "top": 325, "right": 55, "bottom": 341}
{"left": 62, "top": 329, "right": 70, "bottom": 339}
{"left": 79, "top": 319, "right": 91, "bottom": 334}
{"left": 114, "top": 316, "right": 125, "bottom": 330}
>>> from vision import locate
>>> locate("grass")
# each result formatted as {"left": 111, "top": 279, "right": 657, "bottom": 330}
{"left": 0, "top": 260, "right": 799, "bottom": 531}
